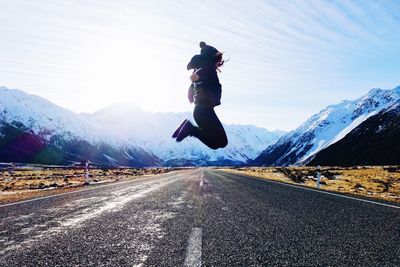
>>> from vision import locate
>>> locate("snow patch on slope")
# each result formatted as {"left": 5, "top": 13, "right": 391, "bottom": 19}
{"left": 83, "top": 103, "right": 285, "bottom": 164}
{"left": 0, "top": 86, "right": 127, "bottom": 146}
{"left": 299, "top": 87, "right": 400, "bottom": 163}
{"left": 329, "top": 112, "right": 377, "bottom": 146}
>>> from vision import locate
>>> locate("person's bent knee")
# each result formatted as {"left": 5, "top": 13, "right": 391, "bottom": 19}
{"left": 208, "top": 143, "right": 220, "bottom": 150}
{"left": 217, "top": 134, "right": 228, "bottom": 148}
{"left": 219, "top": 139, "right": 228, "bottom": 148}
{"left": 208, "top": 139, "right": 228, "bottom": 150}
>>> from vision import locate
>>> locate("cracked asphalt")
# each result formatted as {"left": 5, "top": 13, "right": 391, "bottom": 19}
{"left": 0, "top": 168, "right": 399, "bottom": 266}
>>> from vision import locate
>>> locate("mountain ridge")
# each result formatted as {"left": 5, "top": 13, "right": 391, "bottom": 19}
{"left": 0, "top": 86, "right": 283, "bottom": 166}
{"left": 308, "top": 99, "right": 400, "bottom": 166}
{"left": 82, "top": 102, "right": 285, "bottom": 166}
{"left": 253, "top": 86, "right": 400, "bottom": 166}
{"left": 0, "top": 86, "right": 160, "bottom": 166}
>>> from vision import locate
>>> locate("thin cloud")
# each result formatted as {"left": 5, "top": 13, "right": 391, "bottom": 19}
{"left": 0, "top": 0, "right": 399, "bottom": 131}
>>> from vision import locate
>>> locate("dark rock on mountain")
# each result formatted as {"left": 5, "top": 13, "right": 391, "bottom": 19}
{"left": 309, "top": 102, "right": 400, "bottom": 166}
{"left": 253, "top": 86, "right": 400, "bottom": 166}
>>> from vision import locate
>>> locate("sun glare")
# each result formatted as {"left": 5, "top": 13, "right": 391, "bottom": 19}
{"left": 84, "top": 40, "right": 176, "bottom": 112}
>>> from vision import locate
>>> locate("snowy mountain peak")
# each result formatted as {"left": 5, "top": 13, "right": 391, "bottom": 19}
{"left": 83, "top": 103, "right": 285, "bottom": 165}
{"left": 0, "top": 86, "right": 116, "bottom": 144}
{"left": 0, "top": 86, "right": 161, "bottom": 166}
{"left": 304, "top": 86, "right": 400, "bottom": 160}
{"left": 364, "top": 87, "right": 400, "bottom": 103}
{"left": 1, "top": 86, "right": 284, "bottom": 166}
{"left": 253, "top": 85, "right": 400, "bottom": 166}
{"left": 353, "top": 87, "right": 400, "bottom": 119}
{"left": 89, "top": 102, "right": 144, "bottom": 117}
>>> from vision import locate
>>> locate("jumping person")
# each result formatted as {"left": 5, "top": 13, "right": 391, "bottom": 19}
{"left": 172, "top": 41, "right": 228, "bottom": 150}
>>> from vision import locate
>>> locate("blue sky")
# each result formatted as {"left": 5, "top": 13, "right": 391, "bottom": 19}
{"left": 1, "top": 0, "right": 400, "bottom": 131}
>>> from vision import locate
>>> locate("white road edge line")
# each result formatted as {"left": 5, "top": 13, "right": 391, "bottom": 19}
{"left": 223, "top": 171, "right": 400, "bottom": 210}
{"left": 0, "top": 171, "right": 187, "bottom": 208}
{"left": 184, "top": 227, "right": 202, "bottom": 267}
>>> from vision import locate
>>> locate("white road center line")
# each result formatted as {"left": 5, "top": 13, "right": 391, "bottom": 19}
{"left": 184, "top": 227, "right": 202, "bottom": 267}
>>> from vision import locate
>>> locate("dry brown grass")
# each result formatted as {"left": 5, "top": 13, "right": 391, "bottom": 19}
{"left": 0, "top": 167, "right": 178, "bottom": 204}
{"left": 220, "top": 166, "right": 400, "bottom": 203}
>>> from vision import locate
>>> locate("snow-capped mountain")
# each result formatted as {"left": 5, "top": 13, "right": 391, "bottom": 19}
{"left": 0, "top": 86, "right": 159, "bottom": 166}
{"left": 253, "top": 86, "right": 400, "bottom": 166}
{"left": 0, "top": 86, "right": 284, "bottom": 166}
{"left": 82, "top": 103, "right": 285, "bottom": 166}
{"left": 0, "top": 86, "right": 112, "bottom": 143}
{"left": 309, "top": 99, "right": 400, "bottom": 166}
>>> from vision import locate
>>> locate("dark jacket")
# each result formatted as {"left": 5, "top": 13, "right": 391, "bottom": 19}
{"left": 187, "top": 55, "right": 221, "bottom": 107}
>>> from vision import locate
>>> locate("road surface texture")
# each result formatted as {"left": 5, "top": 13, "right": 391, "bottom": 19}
{"left": 1, "top": 168, "right": 399, "bottom": 266}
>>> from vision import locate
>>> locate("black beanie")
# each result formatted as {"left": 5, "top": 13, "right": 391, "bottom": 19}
{"left": 199, "top": 41, "right": 219, "bottom": 58}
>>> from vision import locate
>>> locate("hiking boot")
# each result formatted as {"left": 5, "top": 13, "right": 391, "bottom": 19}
{"left": 176, "top": 120, "right": 194, "bottom": 142}
{"left": 172, "top": 119, "right": 188, "bottom": 138}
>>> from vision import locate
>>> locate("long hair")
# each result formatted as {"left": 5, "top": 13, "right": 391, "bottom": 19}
{"left": 215, "top": 52, "right": 226, "bottom": 72}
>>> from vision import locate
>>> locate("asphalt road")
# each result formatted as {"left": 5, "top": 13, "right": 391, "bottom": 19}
{"left": 1, "top": 169, "right": 399, "bottom": 266}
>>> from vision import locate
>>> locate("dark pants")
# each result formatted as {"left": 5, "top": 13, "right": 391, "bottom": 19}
{"left": 191, "top": 105, "right": 228, "bottom": 150}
